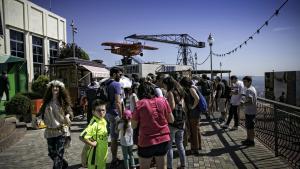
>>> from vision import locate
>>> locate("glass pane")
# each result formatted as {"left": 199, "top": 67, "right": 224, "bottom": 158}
{"left": 38, "top": 47, "right": 43, "bottom": 55}
{"left": 33, "top": 55, "right": 37, "bottom": 62}
{"left": 17, "top": 43, "right": 24, "bottom": 52}
{"left": 50, "top": 41, "right": 58, "bottom": 49}
{"left": 17, "top": 52, "right": 24, "bottom": 58}
{"left": 39, "top": 55, "right": 43, "bottom": 63}
{"left": 10, "top": 41, "right": 16, "bottom": 50}
{"left": 11, "top": 51, "right": 16, "bottom": 56}
{"left": 16, "top": 31, "right": 24, "bottom": 41}
{"left": 10, "top": 30, "right": 16, "bottom": 40}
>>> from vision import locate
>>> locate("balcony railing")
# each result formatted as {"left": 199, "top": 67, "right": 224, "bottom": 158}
{"left": 240, "top": 97, "right": 300, "bottom": 168}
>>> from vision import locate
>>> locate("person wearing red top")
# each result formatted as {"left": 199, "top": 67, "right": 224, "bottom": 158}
{"left": 132, "top": 81, "right": 174, "bottom": 169}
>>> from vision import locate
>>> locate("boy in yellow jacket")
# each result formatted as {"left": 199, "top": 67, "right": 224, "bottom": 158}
{"left": 80, "top": 99, "right": 108, "bottom": 169}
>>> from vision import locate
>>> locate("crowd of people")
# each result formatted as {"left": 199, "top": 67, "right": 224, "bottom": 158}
{"left": 38, "top": 66, "right": 258, "bottom": 169}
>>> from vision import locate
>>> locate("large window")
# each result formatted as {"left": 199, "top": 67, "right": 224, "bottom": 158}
{"left": 32, "top": 36, "right": 43, "bottom": 77}
{"left": 10, "top": 30, "right": 24, "bottom": 58}
{"left": 49, "top": 40, "right": 58, "bottom": 64}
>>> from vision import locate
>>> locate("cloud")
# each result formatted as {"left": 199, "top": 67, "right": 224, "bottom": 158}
{"left": 272, "top": 26, "right": 294, "bottom": 32}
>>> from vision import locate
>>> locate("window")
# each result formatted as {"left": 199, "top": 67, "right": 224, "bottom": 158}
{"left": 49, "top": 40, "right": 58, "bottom": 64}
{"left": 10, "top": 30, "right": 24, "bottom": 58}
{"left": 32, "top": 36, "right": 43, "bottom": 77}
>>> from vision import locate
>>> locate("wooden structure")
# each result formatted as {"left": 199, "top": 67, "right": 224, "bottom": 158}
{"left": 48, "top": 57, "right": 109, "bottom": 108}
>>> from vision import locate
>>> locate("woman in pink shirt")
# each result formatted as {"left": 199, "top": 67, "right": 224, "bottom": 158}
{"left": 132, "top": 81, "right": 174, "bottom": 169}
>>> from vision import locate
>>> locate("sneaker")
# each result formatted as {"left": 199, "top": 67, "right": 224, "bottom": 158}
{"left": 221, "top": 124, "right": 229, "bottom": 129}
{"left": 110, "top": 158, "right": 121, "bottom": 168}
{"left": 231, "top": 126, "right": 238, "bottom": 130}
{"left": 218, "top": 118, "right": 225, "bottom": 123}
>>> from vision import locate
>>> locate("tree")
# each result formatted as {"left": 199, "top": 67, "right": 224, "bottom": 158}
{"left": 59, "top": 43, "right": 90, "bottom": 60}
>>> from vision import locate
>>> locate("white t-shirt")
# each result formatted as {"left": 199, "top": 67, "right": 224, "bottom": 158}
{"left": 129, "top": 93, "right": 138, "bottom": 112}
{"left": 243, "top": 85, "right": 257, "bottom": 115}
{"left": 230, "top": 80, "right": 244, "bottom": 106}
{"left": 118, "top": 121, "right": 134, "bottom": 146}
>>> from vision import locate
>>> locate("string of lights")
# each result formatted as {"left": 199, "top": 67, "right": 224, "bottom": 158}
{"left": 197, "top": 54, "right": 210, "bottom": 65}
{"left": 212, "top": 0, "right": 289, "bottom": 57}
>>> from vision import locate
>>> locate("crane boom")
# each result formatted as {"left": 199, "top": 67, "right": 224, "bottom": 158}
{"left": 125, "top": 34, "right": 205, "bottom": 48}
{"left": 125, "top": 34, "right": 205, "bottom": 69}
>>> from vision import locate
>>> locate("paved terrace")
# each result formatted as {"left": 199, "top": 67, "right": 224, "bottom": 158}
{"left": 0, "top": 113, "right": 292, "bottom": 169}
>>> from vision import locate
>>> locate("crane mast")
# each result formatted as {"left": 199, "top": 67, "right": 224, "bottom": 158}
{"left": 125, "top": 34, "right": 205, "bottom": 69}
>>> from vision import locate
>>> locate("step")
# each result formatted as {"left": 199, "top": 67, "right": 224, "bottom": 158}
{"left": 0, "top": 118, "right": 5, "bottom": 128}
{"left": 0, "top": 121, "right": 15, "bottom": 139}
{"left": 0, "top": 125, "right": 26, "bottom": 153}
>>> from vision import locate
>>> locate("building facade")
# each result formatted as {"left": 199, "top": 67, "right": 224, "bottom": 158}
{"left": 0, "top": 0, "right": 66, "bottom": 85}
{"left": 119, "top": 63, "right": 193, "bottom": 78}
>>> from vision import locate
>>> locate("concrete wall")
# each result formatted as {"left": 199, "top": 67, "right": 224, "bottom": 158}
{"left": 0, "top": 0, "right": 66, "bottom": 84}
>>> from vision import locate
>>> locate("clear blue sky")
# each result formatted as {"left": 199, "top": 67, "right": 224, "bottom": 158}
{"left": 31, "top": 0, "right": 300, "bottom": 76}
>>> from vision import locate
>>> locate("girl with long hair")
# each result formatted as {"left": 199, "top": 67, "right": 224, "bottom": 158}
{"left": 163, "top": 77, "right": 187, "bottom": 169}
{"left": 38, "top": 80, "right": 73, "bottom": 169}
{"left": 180, "top": 77, "right": 202, "bottom": 155}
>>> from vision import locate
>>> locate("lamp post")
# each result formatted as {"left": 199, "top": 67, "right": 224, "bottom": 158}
{"left": 207, "top": 33, "right": 214, "bottom": 80}
{"left": 220, "top": 62, "right": 222, "bottom": 79}
{"left": 70, "top": 20, "right": 77, "bottom": 58}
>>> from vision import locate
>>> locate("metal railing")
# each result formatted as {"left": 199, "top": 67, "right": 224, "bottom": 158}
{"left": 240, "top": 97, "right": 300, "bottom": 168}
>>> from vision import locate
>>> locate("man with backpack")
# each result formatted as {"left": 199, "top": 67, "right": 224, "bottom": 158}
{"left": 200, "top": 74, "right": 212, "bottom": 120}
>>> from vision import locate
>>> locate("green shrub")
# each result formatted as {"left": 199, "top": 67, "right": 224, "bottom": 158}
{"left": 21, "top": 92, "right": 42, "bottom": 100}
{"left": 5, "top": 94, "right": 32, "bottom": 122}
{"left": 32, "top": 75, "right": 49, "bottom": 97}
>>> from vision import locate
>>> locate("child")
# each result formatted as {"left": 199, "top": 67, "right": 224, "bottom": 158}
{"left": 80, "top": 99, "right": 108, "bottom": 169}
{"left": 118, "top": 109, "right": 136, "bottom": 169}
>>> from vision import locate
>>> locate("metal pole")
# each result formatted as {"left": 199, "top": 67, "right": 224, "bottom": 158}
{"left": 210, "top": 44, "right": 213, "bottom": 80}
{"left": 274, "top": 105, "right": 279, "bottom": 156}
{"left": 220, "top": 62, "right": 222, "bottom": 79}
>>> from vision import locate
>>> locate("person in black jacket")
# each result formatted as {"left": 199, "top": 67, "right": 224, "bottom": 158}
{"left": 0, "top": 71, "right": 10, "bottom": 102}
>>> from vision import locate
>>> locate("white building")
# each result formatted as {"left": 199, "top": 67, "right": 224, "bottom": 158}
{"left": 0, "top": 0, "right": 66, "bottom": 85}
{"left": 120, "top": 63, "right": 193, "bottom": 78}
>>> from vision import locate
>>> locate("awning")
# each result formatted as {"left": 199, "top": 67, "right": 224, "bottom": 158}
{"left": 0, "top": 55, "right": 25, "bottom": 63}
{"left": 81, "top": 65, "right": 109, "bottom": 78}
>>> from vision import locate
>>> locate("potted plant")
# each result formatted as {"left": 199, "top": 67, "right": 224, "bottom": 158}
{"left": 5, "top": 94, "right": 32, "bottom": 122}
{"left": 31, "top": 75, "right": 49, "bottom": 114}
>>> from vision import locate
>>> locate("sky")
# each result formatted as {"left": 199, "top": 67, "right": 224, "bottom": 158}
{"left": 30, "top": 0, "right": 300, "bottom": 76}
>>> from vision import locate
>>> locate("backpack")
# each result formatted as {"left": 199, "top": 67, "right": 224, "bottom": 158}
{"left": 170, "top": 103, "right": 186, "bottom": 129}
{"left": 97, "top": 79, "right": 113, "bottom": 102}
{"left": 193, "top": 86, "right": 208, "bottom": 112}
{"left": 223, "top": 85, "right": 231, "bottom": 99}
{"left": 201, "top": 81, "right": 211, "bottom": 96}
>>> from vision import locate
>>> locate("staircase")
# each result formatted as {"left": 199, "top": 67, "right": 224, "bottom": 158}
{"left": 0, "top": 118, "right": 27, "bottom": 152}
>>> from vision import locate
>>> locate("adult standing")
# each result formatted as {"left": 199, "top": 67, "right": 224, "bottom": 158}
{"left": 0, "top": 71, "right": 10, "bottom": 102}
{"left": 241, "top": 76, "right": 257, "bottom": 146}
{"left": 214, "top": 77, "right": 226, "bottom": 123}
{"left": 38, "top": 80, "right": 73, "bottom": 169}
{"left": 106, "top": 67, "right": 124, "bottom": 167}
{"left": 132, "top": 81, "right": 174, "bottom": 169}
{"left": 200, "top": 74, "right": 212, "bottom": 120}
{"left": 180, "top": 77, "right": 202, "bottom": 155}
{"left": 86, "top": 80, "right": 99, "bottom": 123}
{"left": 163, "top": 77, "right": 187, "bottom": 169}
{"left": 221, "top": 76, "right": 244, "bottom": 130}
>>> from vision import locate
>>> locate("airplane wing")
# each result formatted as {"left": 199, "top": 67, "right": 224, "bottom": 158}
{"left": 101, "top": 42, "right": 132, "bottom": 47}
{"left": 142, "top": 45, "right": 158, "bottom": 50}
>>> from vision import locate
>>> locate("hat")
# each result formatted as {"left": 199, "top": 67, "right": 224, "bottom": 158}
{"left": 123, "top": 109, "right": 132, "bottom": 120}
{"left": 47, "top": 80, "right": 65, "bottom": 88}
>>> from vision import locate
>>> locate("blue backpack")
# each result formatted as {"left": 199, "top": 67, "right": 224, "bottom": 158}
{"left": 193, "top": 86, "right": 208, "bottom": 112}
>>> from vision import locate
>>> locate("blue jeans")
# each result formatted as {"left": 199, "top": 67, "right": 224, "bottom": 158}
{"left": 121, "top": 145, "right": 135, "bottom": 169}
{"left": 167, "top": 127, "right": 186, "bottom": 168}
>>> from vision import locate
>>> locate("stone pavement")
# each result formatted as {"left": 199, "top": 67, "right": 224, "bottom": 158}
{"left": 0, "top": 114, "right": 292, "bottom": 169}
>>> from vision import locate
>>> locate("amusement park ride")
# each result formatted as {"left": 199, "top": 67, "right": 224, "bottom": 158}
{"left": 101, "top": 42, "right": 158, "bottom": 65}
